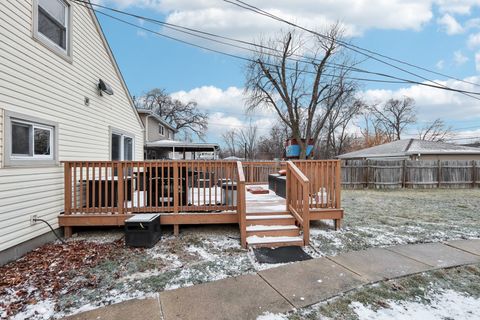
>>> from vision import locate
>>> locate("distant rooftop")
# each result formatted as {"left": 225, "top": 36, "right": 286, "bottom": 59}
{"left": 338, "top": 139, "right": 480, "bottom": 159}
{"left": 146, "top": 140, "right": 219, "bottom": 151}
{"left": 136, "top": 108, "right": 178, "bottom": 132}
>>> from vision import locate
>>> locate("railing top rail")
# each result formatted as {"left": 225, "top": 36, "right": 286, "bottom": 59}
{"left": 237, "top": 161, "right": 246, "bottom": 183}
{"left": 287, "top": 161, "right": 309, "bottom": 184}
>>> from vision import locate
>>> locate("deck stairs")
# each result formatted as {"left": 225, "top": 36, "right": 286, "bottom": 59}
{"left": 245, "top": 211, "right": 304, "bottom": 247}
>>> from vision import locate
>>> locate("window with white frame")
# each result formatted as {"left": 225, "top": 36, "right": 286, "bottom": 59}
{"left": 5, "top": 112, "right": 58, "bottom": 166}
{"left": 159, "top": 125, "right": 165, "bottom": 135}
{"left": 111, "top": 132, "right": 134, "bottom": 161}
{"left": 34, "top": 0, "right": 71, "bottom": 56}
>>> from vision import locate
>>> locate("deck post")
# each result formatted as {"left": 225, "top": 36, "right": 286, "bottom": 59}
{"left": 117, "top": 162, "right": 124, "bottom": 215}
{"left": 64, "top": 162, "right": 72, "bottom": 215}
{"left": 237, "top": 161, "right": 247, "bottom": 248}
{"left": 173, "top": 161, "right": 179, "bottom": 235}
{"left": 303, "top": 180, "right": 310, "bottom": 246}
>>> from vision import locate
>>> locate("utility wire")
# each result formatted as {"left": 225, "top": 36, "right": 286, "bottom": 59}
{"left": 223, "top": 0, "right": 480, "bottom": 101}
{"left": 74, "top": 1, "right": 480, "bottom": 97}
{"left": 86, "top": 8, "right": 420, "bottom": 85}
{"left": 225, "top": 0, "right": 480, "bottom": 89}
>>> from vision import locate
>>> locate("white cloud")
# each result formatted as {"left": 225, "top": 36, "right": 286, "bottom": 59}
{"left": 476, "top": 52, "right": 480, "bottom": 71}
{"left": 435, "top": 0, "right": 480, "bottom": 15}
{"left": 436, "top": 60, "right": 445, "bottom": 69}
{"left": 170, "top": 86, "right": 275, "bottom": 140}
{"left": 468, "top": 32, "right": 480, "bottom": 48}
{"left": 361, "top": 76, "right": 480, "bottom": 123}
{"left": 102, "top": 0, "right": 434, "bottom": 39}
{"left": 453, "top": 50, "right": 469, "bottom": 65}
{"left": 171, "top": 86, "right": 246, "bottom": 112}
{"left": 437, "top": 14, "right": 464, "bottom": 34}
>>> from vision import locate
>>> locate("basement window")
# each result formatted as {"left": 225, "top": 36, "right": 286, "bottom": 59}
{"left": 5, "top": 112, "right": 58, "bottom": 166}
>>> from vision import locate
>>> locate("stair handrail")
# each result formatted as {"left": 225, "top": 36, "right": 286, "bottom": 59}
{"left": 236, "top": 161, "right": 247, "bottom": 248}
{"left": 286, "top": 161, "right": 310, "bottom": 245}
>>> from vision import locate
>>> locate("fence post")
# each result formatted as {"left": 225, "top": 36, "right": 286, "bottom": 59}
{"left": 117, "top": 162, "right": 124, "bottom": 215}
{"left": 473, "top": 160, "right": 477, "bottom": 189}
{"left": 365, "top": 159, "right": 370, "bottom": 189}
{"left": 402, "top": 159, "right": 406, "bottom": 189}
{"left": 437, "top": 160, "right": 441, "bottom": 188}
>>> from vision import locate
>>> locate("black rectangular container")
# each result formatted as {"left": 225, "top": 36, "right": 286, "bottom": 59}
{"left": 125, "top": 214, "right": 161, "bottom": 248}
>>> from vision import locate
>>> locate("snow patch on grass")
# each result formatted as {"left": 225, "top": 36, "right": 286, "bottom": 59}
{"left": 256, "top": 311, "right": 289, "bottom": 320}
{"left": 351, "top": 289, "right": 480, "bottom": 320}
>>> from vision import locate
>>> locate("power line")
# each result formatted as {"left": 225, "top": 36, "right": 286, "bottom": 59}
{"left": 74, "top": 0, "right": 480, "bottom": 98}
{"left": 223, "top": 0, "right": 480, "bottom": 99}
{"left": 86, "top": 9, "right": 417, "bottom": 85}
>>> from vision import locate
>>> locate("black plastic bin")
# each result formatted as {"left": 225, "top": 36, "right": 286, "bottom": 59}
{"left": 125, "top": 214, "right": 161, "bottom": 248}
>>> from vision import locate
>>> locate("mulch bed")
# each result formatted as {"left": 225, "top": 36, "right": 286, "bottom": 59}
{"left": 0, "top": 239, "right": 131, "bottom": 318}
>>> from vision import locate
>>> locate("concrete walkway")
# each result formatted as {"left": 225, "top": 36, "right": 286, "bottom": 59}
{"left": 64, "top": 239, "right": 480, "bottom": 320}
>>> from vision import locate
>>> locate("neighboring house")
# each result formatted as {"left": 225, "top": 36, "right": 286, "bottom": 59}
{"left": 0, "top": 1, "right": 144, "bottom": 264}
{"left": 137, "top": 108, "right": 219, "bottom": 160}
{"left": 338, "top": 139, "right": 480, "bottom": 161}
{"left": 136, "top": 108, "right": 177, "bottom": 142}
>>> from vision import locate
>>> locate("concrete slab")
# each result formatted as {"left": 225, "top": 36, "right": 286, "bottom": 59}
{"left": 160, "top": 273, "right": 293, "bottom": 320}
{"left": 330, "top": 248, "right": 431, "bottom": 282}
{"left": 63, "top": 297, "right": 162, "bottom": 320}
{"left": 388, "top": 242, "right": 480, "bottom": 268}
{"left": 446, "top": 239, "right": 480, "bottom": 256}
{"left": 258, "top": 257, "right": 366, "bottom": 308}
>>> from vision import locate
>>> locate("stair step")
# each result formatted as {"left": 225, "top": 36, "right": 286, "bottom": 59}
{"left": 247, "top": 211, "right": 290, "bottom": 216}
{"left": 246, "top": 214, "right": 293, "bottom": 220}
{"left": 246, "top": 225, "right": 299, "bottom": 231}
{"left": 246, "top": 214, "right": 296, "bottom": 226}
{"left": 246, "top": 225, "right": 300, "bottom": 237}
{"left": 246, "top": 235, "right": 304, "bottom": 248}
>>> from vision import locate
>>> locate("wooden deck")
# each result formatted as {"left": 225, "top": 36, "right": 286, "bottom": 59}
{"left": 59, "top": 160, "right": 343, "bottom": 246}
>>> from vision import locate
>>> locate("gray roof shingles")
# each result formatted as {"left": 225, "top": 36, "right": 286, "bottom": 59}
{"left": 338, "top": 139, "right": 480, "bottom": 159}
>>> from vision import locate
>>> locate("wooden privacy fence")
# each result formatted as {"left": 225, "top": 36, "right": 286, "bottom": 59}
{"left": 63, "top": 161, "right": 239, "bottom": 214}
{"left": 342, "top": 159, "right": 480, "bottom": 189}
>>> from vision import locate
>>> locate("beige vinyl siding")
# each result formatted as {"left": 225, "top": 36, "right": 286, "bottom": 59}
{"left": 0, "top": 109, "right": 3, "bottom": 168}
{"left": 0, "top": 1, "right": 144, "bottom": 252}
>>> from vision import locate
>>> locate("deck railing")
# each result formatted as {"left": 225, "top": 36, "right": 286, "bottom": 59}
{"left": 63, "top": 161, "right": 239, "bottom": 215}
{"left": 286, "top": 161, "right": 310, "bottom": 245}
{"left": 242, "top": 161, "right": 284, "bottom": 184}
{"left": 294, "top": 160, "right": 342, "bottom": 209}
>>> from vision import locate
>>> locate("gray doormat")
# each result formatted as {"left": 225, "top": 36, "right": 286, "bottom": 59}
{"left": 253, "top": 246, "right": 313, "bottom": 264}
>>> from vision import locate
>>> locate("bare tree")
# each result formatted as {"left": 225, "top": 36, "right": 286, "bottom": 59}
{"left": 257, "top": 121, "right": 289, "bottom": 159}
{"left": 245, "top": 25, "right": 358, "bottom": 159}
{"left": 321, "top": 96, "right": 364, "bottom": 158}
{"left": 418, "top": 118, "right": 454, "bottom": 142}
{"left": 237, "top": 123, "right": 259, "bottom": 160}
{"left": 134, "top": 89, "right": 208, "bottom": 140}
{"left": 221, "top": 129, "right": 238, "bottom": 157}
{"left": 370, "top": 97, "right": 416, "bottom": 140}
{"left": 358, "top": 112, "right": 392, "bottom": 148}
{"left": 220, "top": 123, "right": 261, "bottom": 159}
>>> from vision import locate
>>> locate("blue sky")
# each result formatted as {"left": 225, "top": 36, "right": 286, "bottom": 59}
{"left": 94, "top": 0, "right": 480, "bottom": 143}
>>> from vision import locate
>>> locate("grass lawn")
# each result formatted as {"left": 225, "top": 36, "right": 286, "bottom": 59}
{"left": 1, "top": 189, "right": 479, "bottom": 319}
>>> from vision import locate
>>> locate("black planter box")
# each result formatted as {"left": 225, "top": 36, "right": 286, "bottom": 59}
{"left": 275, "top": 176, "right": 287, "bottom": 198}
{"left": 125, "top": 214, "right": 161, "bottom": 248}
{"left": 268, "top": 174, "right": 280, "bottom": 192}
{"left": 268, "top": 174, "right": 286, "bottom": 198}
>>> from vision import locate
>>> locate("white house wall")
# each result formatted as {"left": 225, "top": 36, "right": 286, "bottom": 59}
{"left": 0, "top": 1, "right": 144, "bottom": 253}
